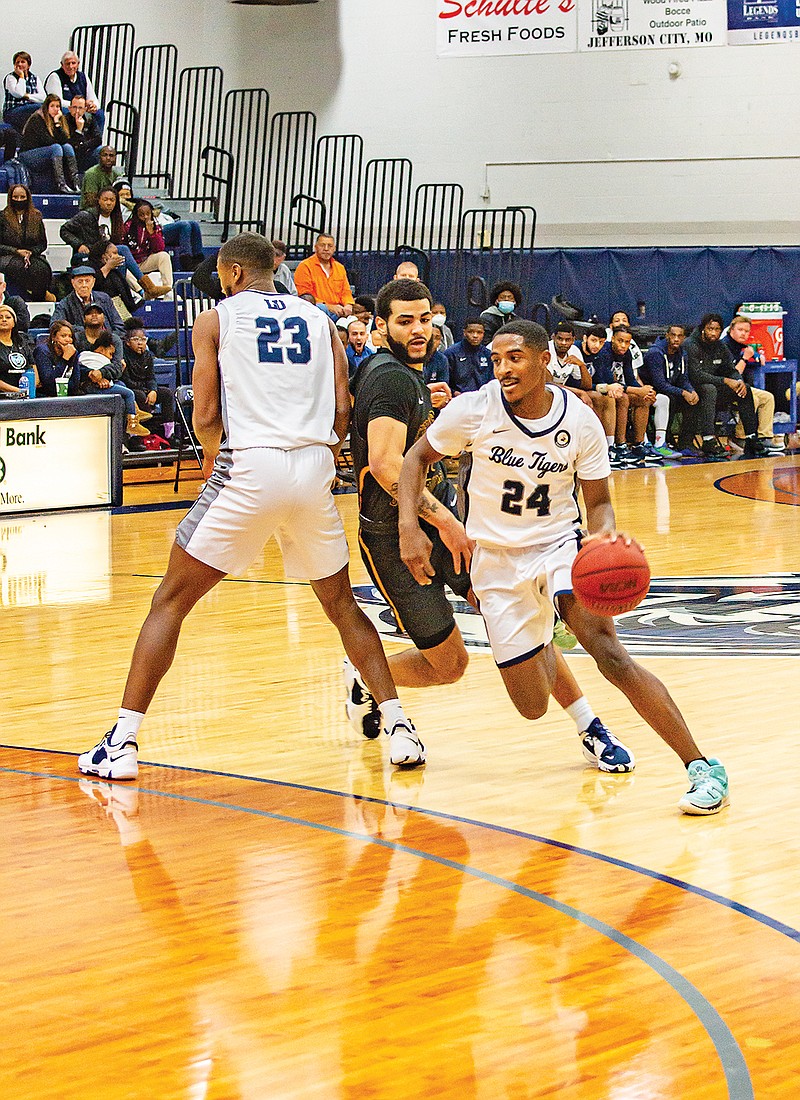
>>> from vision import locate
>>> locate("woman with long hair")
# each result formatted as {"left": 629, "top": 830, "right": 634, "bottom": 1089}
{"left": 19, "top": 93, "right": 79, "bottom": 193}
{"left": 33, "top": 318, "right": 81, "bottom": 396}
{"left": 0, "top": 302, "right": 36, "bottom": 393}
{"left": 0, "top": 184, "right": 53, "bottom": 299}
{"left": 123, "top": 199, "right": 173, "bottom": 299}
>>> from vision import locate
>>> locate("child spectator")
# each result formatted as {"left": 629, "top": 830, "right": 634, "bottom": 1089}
{"left": 78, "top": 329, "right": 149, "bottom": 444}
{"left": 121, "top": 317, "right": 175, "bottom": 440}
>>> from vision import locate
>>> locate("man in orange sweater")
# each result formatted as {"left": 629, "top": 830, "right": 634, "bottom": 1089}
{"left": 294, "top": 233, "right": 354, "bottom": 320}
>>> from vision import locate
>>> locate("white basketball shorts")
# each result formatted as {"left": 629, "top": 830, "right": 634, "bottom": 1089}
{"left": 176, "top": 445, "right": 349, "bottom": 580}
{"left": 470, "top": 535, "right": 580, "bottom": 668}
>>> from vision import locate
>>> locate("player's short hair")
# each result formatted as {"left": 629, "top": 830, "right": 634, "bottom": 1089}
{"left": 494, "top": 319, "right": 549, "bottom": 352}
{"left": 464, "top": 317, "right": 485, "bottom": 330}
{"left": 667, "top": 322, "right": 687, "bottom": 334}
{"left": 93, "top": 331, "right": 116, "bottom": 351}
{"left": 609, "top": 310, "right": 629, "bottom": 324}
{"left": 489, "top": 281, "right": 523, "bottom": 304}
{"left": 554, "top": 320, "right": 575, "bottom": 336}
{"left": 699, "top": 312, "right": 724, "bottom": 331}
{"left": 376, "top": 278, "right": 432, "bottom": 321}
{"left": 218, "top": 232, "right": 275, "bottom": 275}
{"left": 611, "top": 324, "right": 632, "bottom": 336}
{"left": 354, "top": 295, "right": 375, "bottom": 312}
{"left": 586, "top": 324, "right": 607, "bottom": 340}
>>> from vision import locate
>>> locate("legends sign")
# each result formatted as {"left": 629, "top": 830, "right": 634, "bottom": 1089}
{"left": 437, "top": 0, "right": 578, "bottom": 55}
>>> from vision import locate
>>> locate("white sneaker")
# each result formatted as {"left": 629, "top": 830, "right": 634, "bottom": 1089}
{"left": 388, "top": 720, "right": 426, "bottom": 768}
{"left": 78, "top": 727, "right": 139, "bottom": 781}
{"left": 343, "top": 657, "right": 381, "bottom": 739}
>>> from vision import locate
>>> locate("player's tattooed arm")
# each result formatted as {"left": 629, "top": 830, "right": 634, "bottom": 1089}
{"left": 399, "top": 434, "right": 473, "bottom": 581}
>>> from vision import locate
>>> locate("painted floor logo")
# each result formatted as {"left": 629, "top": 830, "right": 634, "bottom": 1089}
{"left": 353, "top": 574, "right": 800, "bottom": 657}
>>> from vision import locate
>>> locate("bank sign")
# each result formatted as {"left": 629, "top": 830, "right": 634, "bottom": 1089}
{"left": 436, "top": 0, "right": 728, "bottom": 52}
{"left": 727, "top": 0, "right": 800, "bottom": 41}
{"left": 0, "top": 416, "right": 112, "bottom": 514}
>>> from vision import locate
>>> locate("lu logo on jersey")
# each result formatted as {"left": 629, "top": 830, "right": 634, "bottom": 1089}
{"left": 352, "top": 574, "right": 800, "bottom": 657}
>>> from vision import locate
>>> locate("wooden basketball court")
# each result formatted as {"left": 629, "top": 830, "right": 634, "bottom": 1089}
{"left": 2, "top": 455, "right": 799, "bottom": 1098}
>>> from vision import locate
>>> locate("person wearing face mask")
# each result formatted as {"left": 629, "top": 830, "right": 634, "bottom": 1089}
{"left": 480, "top": 281, "right": 522, "bottom": 342}
{"left": 431, "top": 302, "right": 454, "bottom": 349}
{"left": 0, "top": 184, "right": 52, "bottom": 300}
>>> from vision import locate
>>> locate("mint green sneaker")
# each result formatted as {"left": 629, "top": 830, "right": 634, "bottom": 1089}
{"left": 655, "top": 444, "right": 682, "bottom": 458}
{"left": 678, "top": 758, "right": 729, "bottom": 815}
{"left": 553, "top": 617, "right": 578, "bottom": 651}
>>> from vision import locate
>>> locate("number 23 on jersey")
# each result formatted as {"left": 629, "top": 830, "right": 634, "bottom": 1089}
{"left": 255, "top": 315, "right": 312, "bottom": 365}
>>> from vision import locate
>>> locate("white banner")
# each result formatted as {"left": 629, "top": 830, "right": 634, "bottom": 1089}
{"left": 578, "top": 0, "right": 728, "bottom": 50}
{"left": 436, "top": 0, "right": 578, "bottom": 56}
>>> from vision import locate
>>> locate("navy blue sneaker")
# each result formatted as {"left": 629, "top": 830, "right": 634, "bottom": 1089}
{"left": 580, "top": 718, "right": 635, "bottom": 773}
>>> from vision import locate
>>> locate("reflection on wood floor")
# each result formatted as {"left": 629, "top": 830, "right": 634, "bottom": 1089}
{"left": 2, "top": 456, "right": 799, "bottom": 1098}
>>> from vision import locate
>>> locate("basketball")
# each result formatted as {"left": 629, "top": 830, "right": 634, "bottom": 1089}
{"left": 571, "top": 537, "right": 651, "bottom": 617}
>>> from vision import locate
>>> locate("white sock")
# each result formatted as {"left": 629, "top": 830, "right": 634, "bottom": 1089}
{"left": 702, "top": 435, "right": 714, "bottom": 441}
{"left": 111, "top": 709, "right": 145, "bottom": 745}
{"left": 379, "top": 698, "right": 407, "bottom": 732}
{"left": 606, "top": 435, "right": 615, "bottom": 446}
{"left": 655, "top": 430, "right": 666, "bottom": 447}
{"left": 565, "top": 696, "right": 596, "bottom": 735}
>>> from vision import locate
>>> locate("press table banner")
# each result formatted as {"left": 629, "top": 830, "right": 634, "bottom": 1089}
{"left": 436, "top": 0, "right": 730, "bottom": 53}
{"left": 727, "top": 0, "right": 800, "bottom": 43}
{"left": 436, "top": 0, "right": 579, "bottom": 56}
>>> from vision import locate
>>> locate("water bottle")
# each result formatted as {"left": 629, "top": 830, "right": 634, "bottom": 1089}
{"left": 18, "top": 369, "right": 36, "bottom": 399}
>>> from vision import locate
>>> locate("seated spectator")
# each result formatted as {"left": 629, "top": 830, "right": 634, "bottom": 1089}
{"left": 91, "top": 241, "right": 142, "bottom": 315}
{"left": 76, "top": 302, "right": 124, "bottom": 364}
{"left": 722, "top": 314, "right": 784, "bottom": 454}
{"left": 480, "top": 282, "right": 522, "bottom": 342}
{"left": 272, "top": 239, "right": 296, "bottom": 294}
{"left": 0, "top": 302, "right": 34, "bottom": 393}
{"left": 606, "top": 310, "right": 644, "bottom": 374}
{"left": 686, "top": 313, "right": 766, "bottom": 460}
{"left": 115, "top": 182, "right": 204, "bottom": 273}
{"left": 293, "top": 233, "right": 353, "bottom": 319}
{"left": 33, "top": 319, "right": 81, "bottom": 396}
{"left": 593, "top": 325, "right": 661, "bottom": 467}
{"left": 431, "top": 302, "right": 454, "bottom": 348}
{"left": 335, "top": 316, "right": 350, "bottom": 347}
{"left": 345, "top": 317, "right": 372, "bottom": 379}
{"left": 65, "top": 95, "right": 101, "bottom": 172}
{"left": 0, "top": 270, "right": 31, "bottom": 330}
{"left": 124, "top": 200, "right": 173, "bottom": 299}
{"left": 353, "top": 295, "right": 375, "bottom": 327}
{"left": 121, "top": 317, "right": 175, "bottom": 439}
{"left": 77, "top": 329, "right": 148, "bottom": 444}
{"left": 0, "top": 185, "right": 52, "bottom": 300}
{"left": 394, "top": 260, "right": 419, "bottom": 280}
{"left": 45, "top": 52, "right": 104, "bottom": 135}
{"left": 639, "top": 325, "right": 711, "bottom": 456}
{"left": 3, "top": 51, "right": 45, "bottom": 132}
{"left": 546, "top": 321, "right": 616, "bottom": 452}
{"left": 53, "top": 263, "right": 125, "bottom": 336}
{"left": 19, "top": 94, "right": 79, "bottom": 193}
{"left": 443, "top": 318, "right": 493, "bottom": 393}
{"left": 61, "top": 188, "right": 161, "bottom": 300}
{"left": 81, "top": 147, "right": 123, "bottom": 209}
{"left": 422, "top": 324, "right": 452, "bottom": 399}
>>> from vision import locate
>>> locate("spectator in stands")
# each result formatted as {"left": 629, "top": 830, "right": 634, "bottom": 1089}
{"left": 443, "top": 318, "right": 493, "bottom": 393}
{"left": 53, "top": 263, "right": 125, "bottom": 336}
{"left": 123, "top": 200, "right": 174, "bottom": 299}
{"left": 33, "top": 318, "right": 81, "bottom": 396}
{"left": 593, "top": 325, "right": 661, "bottom": 467}
{"left": 65, "top": 95, "right": 101, "bottom": 171}
{"left": 431, "top": 301, "right": 454, "bottom": 348}
{"left": 19, "top": 94, "right": 79, "bottom": 193}
{"left": 335, "top": 316, "right": 350, "bottom": 347}
{"left": 81, "top": 146, "right": 123, "bottom": 209}
{"left": 394, "top": 260, "right": 419, "bottom": 280}
{"left": 3, "top": 51, "right": 45, "bottom": 132}
{"left": 44, "top": 52, "right": 104, "bottom": 135}
{"left": 0, "top": 184, "right": 52, "bottom": 300}
{"left": 0, "top": 271, "right": 31, "bottom": 331}
{"left": 92, "top": 241, "right": 141, "bottom": 315}
{"left": 423, "top": 324, "right": 451, "bottom": 388}
{"left": 76, "top": 302, "right": 124, "bottom": 364}
{"left": 115, "top": 179, "right": 204, "bottom": 271}
{"left": 640, "top": 324, "right": 710, "bottom": 456}
{"left": 293, "top": 233, "right": 354, "bottom": 318}
{"left": 546, "top": 320, "right": 618, "bottom": 459}
{"left": 0, "top": 302, "right": 34, "bottom": 393}
{"left": 77, "top": 329, "right": 148, "bottom": 444}
{"left": 480, "top": 281, "right": 522, "bottom": 342}
{"left": 721, "top": 314, "right": 783, "bottom": 453}
{"left": 353, "top": 295, "right": 375, "bottom": 327}
{"left": 345, "top": 317, "right": 372, "bottom": 379}
{"left": 272, "top": 239, "right": 296, "bottom": 294}
{"left": 686, "top": 312, "right": 766, "bottom": 460}
{"left": 121, "top": 317, "right": 175, "bottom": 439}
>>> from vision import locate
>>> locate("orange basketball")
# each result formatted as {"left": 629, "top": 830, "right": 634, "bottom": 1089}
{"left": 571, "top": 537, "right": 650, "bottom": 617}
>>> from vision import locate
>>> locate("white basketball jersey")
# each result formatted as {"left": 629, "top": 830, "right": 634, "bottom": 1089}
{"left": 215, "top": 290, "right": 337, "bottom": 450}
{"left": 426, "top": 381, "right": 610, "bottom": 550}
{"left": 547, "top": 340, "right": 585, "bottom": 385}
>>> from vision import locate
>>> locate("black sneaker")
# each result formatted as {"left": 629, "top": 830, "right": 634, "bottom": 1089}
{"left": 343, "top": 658, "right": 381, "bottom": 738}
{"left": 743, "top": 436, "right": 770, "bottom": 458}
{"left": 701, "top": 438, "right": 728, "bottom": 461}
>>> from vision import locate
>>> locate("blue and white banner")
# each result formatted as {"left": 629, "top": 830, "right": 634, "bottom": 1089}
{"left": 727, "top": 0, "right": 800, "bottom": 43}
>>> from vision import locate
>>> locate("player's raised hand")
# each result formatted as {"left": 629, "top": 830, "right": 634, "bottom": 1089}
{"left": 399, "top": 522, "right": 435, "bottom": 585}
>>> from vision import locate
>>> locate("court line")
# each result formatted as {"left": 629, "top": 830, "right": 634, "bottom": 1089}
{"left": 3, "top": 743, "right": 799, "bottom": 948}
{"left": 112, "top": 500, "right": 195, "bottom": 515}
{"left": 1, "top": 763, "right": 755, "bottom": 1100}
{"left": 714, "top": 466, "right": 800, "bottom": 506}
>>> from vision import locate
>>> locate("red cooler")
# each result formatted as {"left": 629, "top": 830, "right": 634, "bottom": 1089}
{"left": 740, "top": 302, "right": 785, "bottom": 361}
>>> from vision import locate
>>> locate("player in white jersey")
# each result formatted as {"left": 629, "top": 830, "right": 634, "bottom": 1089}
{"left": 78, "top": 232, "right": 424, "bottom": 781}
{"left": 397, "top": 320, "right": 729, "bottom": 815}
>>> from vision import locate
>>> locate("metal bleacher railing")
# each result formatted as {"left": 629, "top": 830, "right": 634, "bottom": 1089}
{"left": 67, "top": 21, "right": 536, "bottom": 321}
